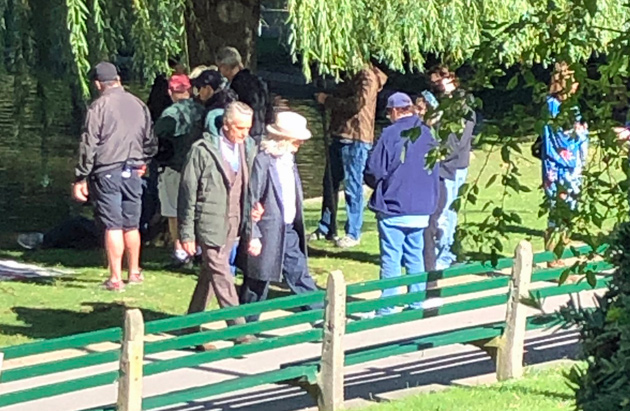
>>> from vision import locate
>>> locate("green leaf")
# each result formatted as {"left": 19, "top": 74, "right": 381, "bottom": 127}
{"left": 558, "top": 268, "right": 571, "bottom": 285}
{"left": 506, "top": 75, "right": 519, "bottom": 90}
{"left": 400, "top": 143, "right": 407, "bottom": 164}
{"left": 520, "top": 291, "right": 545, "bottom": 311}
{"left": 401, "top": 126, "right": 422, "bottom": 143}
{"left": 485, "top": 174, "right": 498, "bottom": 188}
{"left": 584, "top": 0, "right": 597, "bottom": 17}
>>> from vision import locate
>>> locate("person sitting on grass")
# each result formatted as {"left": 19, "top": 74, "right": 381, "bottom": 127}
{"left": 363, "top": 92, "right": 439, "bottom": 316}
{"left": 240, "top": 111, "right": 324, "bottom": 323}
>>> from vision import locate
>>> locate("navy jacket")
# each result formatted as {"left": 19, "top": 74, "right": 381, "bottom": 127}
{"left": 364, "top": 115, "right": 439, "bottom": 217}
{"left": 242, "top": 151, "right": 307, "bottom": 282}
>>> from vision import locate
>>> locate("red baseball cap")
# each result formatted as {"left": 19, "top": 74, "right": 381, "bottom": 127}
{"left": 169, "top": 74, "right": 191, "bottom": 93}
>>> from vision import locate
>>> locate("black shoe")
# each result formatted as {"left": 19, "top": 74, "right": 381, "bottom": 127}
{"left": 308, "top": 230, "right": 338, "bottom": 242}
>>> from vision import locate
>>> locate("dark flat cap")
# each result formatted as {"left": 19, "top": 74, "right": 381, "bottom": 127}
{"left": 191, "top": 70, "right": 223, "bottom": 91}
{"left": 92, "top": 62, "right": 119, "bottom": 82}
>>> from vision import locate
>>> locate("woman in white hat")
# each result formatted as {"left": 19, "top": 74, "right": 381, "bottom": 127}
{"left": 239, "top": 111, "right": 323, "bottom": 321}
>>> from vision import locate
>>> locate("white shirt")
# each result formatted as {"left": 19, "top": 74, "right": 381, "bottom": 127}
{"left": 219, "top": 131, "right": 240, "bottom": 172}
{"left": 274, "top": 153, "right": 297, "bottom": 224}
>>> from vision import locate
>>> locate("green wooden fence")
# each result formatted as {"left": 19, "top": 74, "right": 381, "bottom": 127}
{"left": 0, "top": 241, "right": 612, "bottom": 411}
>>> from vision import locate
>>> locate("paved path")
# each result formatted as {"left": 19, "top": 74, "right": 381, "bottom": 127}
{"left": 0, "top": 274, "right": 602, "bottom": 411}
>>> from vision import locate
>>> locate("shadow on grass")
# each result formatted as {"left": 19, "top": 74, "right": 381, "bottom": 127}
{"left": 307, "top": 246, "right": 380, "bottom": 265}
{"left": 0, "top": 302, "right": 173, "bottom": 341}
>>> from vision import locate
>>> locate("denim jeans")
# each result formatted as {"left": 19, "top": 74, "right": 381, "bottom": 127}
{"left": 436, "top": 168, "right": 468, "bottom": 270}
{"left": 377, "top": 219, "right": 426, "bottom": 316}
{"left": 318, "top": 139, "right": 371, "bottom": 240}
{"left": 229, "top": 242, "right": 238, "bottom": 275}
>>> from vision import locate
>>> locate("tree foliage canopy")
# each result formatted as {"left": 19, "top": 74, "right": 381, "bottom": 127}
{"left": 287, "top": 0, "right": 630, "bottom": 79}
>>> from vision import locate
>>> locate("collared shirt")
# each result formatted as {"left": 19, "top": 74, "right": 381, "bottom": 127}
{"left": 274, "top": 153, "right": 297, "bottom": 224}
{"left": 219, "top": 131, "right": 240, "bottom": 172}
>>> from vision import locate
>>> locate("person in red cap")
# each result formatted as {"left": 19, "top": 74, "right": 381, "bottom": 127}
{"left": 73, "top": 61, "right": 157, "bottom": 291}
{"left": 154, "top": 73, "right": 207, "bottom": 268}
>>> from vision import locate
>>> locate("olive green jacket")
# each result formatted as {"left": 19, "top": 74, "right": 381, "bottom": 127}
{"left": 178, "top": 128, "right": 257, "bottom": 247}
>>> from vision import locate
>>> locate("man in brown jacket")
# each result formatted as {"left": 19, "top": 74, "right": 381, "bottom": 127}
{"left": 312, "top": 64, "right": 387, "bottom": 248}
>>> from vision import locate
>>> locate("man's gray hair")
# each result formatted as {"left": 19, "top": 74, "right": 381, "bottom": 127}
{"left": 216, "top": 47, "right": 243, "bottom": 69}
{"left": 224, "top": 101, "right": 253, "bottom": 124}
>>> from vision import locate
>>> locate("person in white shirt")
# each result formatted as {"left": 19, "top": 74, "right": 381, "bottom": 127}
{"left": 240, "top": 112, "right": 323, "bottom": 322}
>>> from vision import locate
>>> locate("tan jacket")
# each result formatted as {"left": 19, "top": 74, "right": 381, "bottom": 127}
{"left": 326, "top": 65, "right": 388, "bottom": 144}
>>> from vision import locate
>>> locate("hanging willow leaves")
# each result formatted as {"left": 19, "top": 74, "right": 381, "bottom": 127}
{"left": 66, "top": 0, "right": 90, "bottom": 96}
{"left": 288, "top": 0, "right": 630, "bottom": 79}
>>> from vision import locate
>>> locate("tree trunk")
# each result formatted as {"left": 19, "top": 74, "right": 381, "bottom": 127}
{"left": 185, "top": 0, "right": 260, "bottom": 70}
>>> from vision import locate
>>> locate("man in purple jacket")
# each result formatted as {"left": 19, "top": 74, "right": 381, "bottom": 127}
{"left": 364, "top": 92, "right": 439, "bottom": 316}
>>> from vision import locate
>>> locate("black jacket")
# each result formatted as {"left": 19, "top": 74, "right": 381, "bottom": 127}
{"left": 230, "top": 69, "right": 274, "bottom": 143}
{"left": 75, "top": 87, "right": 157, "bottom": 180}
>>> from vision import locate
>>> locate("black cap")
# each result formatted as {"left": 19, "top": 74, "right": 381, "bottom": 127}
{"left": 91, "top": 62, "right": 119, "bottom": 82}
{"left": 191, "top": 69, "right": 223, "bottom": 91}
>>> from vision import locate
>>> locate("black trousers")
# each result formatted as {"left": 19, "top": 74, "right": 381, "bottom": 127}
{"left": 240, "top": 225, "right": 323, "bottom": 323}
{"left": 423, "top": 178, "right": 448, "bottom": 271}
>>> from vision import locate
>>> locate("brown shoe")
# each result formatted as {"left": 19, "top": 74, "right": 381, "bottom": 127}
{"left": 234, "top": 335, "right": 258, "bottom": 345}
{"left": 194, "top": 343, "right": 217, "bottom": 352}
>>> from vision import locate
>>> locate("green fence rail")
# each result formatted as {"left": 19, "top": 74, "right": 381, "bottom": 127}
{"left": 0, "top": 241, "right": 612, "bottom": 411}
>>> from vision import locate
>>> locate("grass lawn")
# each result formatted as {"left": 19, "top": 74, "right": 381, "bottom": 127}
{"left": 0, "top": 140, "right": 549, "bottom": 347}
{"left": 357, "top": 365, "right": 576, "bottom": 411}
{"left": 0, "top": 93, "right": 618, "bottom": 347}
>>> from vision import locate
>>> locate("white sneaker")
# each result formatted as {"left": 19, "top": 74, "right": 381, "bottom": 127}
{"left": 335, "top": 236, "right": 360, "bottom": 248}
{"left": 352, "top": 311, "right": 376, "bottom": 320}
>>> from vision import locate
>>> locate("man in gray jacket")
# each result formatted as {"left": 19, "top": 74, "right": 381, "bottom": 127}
{"left": 73, "top": 61, "right": 157, "bottom": 291}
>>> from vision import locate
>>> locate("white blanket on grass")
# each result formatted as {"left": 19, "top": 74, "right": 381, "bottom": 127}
{"left": 0, "top": 260, "right": 73, "bottom": 281}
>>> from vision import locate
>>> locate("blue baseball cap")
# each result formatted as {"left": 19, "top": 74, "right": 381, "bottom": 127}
{"left": 387, "top": 92, "right": 413, "bottom": 109}
{"left": 421, "top": 90, "right": 439, "bottom": 109}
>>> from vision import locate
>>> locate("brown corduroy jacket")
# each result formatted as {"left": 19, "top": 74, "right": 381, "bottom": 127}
{"left": 325, "top": 65, "right": 388, "bottom": 144}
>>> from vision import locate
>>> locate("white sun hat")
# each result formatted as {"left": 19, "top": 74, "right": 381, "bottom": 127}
{"left": 266, "top": 111, "right": 312, "bottom": 140}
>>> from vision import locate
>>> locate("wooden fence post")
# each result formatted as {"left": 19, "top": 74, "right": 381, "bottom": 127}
{"left": 497, "top": 240, "right": 533, "bottom": 381}
{"left": 117, "top": 308, "right": 144, "bottom": 411}
{"left": 318, "top": 270, "right": 346, "bottom": 411}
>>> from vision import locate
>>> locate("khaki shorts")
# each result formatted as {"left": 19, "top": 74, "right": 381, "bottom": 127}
{"left": 158, "top": 167, "right": 181, "bottom": 218}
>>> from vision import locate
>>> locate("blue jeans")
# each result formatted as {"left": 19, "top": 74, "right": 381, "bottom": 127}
{"left": 318, "top": 139, "right": 370, "bottom": 240}
{"left": 229, "top": 242, "right": 238, "bottom": 275}
{"left": 377, "top": 219, "right": 426, "bottom": 316}
{"left": 436, "top": 168, "right": 468, "bottom": 269}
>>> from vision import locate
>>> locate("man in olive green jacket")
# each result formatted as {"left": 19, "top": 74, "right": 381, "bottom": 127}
{"left": 178, "top": 102, "right": 257, "bottom": 350}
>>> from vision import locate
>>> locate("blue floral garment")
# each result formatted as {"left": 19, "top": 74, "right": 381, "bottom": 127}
{"left": 542, "top": 96, "right": 589, "bottom": 207}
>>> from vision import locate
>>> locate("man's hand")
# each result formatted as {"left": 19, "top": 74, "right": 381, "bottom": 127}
{"left": 248, "top": 238, "right": 262, "bottom": 257}
{"left": 182, "top": 241, "right": 197, "bottom": 256}
{"left": 315, "top": 93, "right": 328, "bottom": 105}
{"left": 251, "top": 202, "right": 265, "bottom": 222}
{"left": 72, "top": 180, "right": 89, "bottom": 203}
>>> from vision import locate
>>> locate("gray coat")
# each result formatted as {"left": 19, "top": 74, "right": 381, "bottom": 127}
{"left": 244, "top": 151, "right": 307, "bottom": 282}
